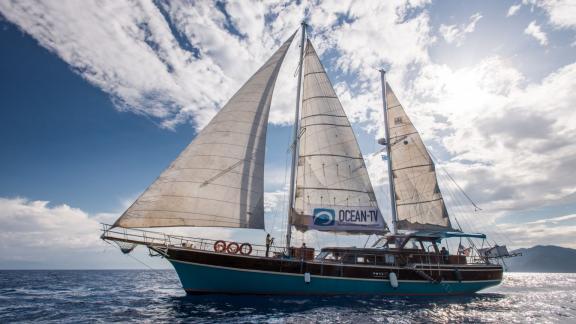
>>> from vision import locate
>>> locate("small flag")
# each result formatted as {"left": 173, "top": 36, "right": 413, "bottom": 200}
{"left": 381, "top": 155, "right": 388, "bottom": 161}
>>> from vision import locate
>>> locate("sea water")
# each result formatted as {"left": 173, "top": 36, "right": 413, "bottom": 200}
{"left": 0, "top": 270, "right": 574, "bottom": 323}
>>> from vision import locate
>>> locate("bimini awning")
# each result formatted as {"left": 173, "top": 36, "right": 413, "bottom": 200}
{"left": 411, "top": 231, "right": 487, "bottom": 239}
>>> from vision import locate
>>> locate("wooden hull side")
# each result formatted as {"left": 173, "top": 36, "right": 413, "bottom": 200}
{"left": 164, "top": 248, "right": 503, "bottom": 295}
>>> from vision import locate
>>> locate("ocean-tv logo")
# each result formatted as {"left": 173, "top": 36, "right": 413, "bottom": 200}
{"left": 312, "top": 208, "right": 335, "bottom": 226}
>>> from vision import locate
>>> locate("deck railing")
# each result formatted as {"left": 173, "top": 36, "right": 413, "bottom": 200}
{"left": 100, "top": 224, "right": 286, "bottom": 258}
{"left": 101, "top": 224, "right": 496, "bottom": 266}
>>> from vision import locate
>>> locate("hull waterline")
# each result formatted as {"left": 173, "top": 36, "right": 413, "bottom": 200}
{"left": 170, "top": 259, "right": 500, "bottom": 296}
{"left": 165, "top": 250, "right": 502, "bottom": 296}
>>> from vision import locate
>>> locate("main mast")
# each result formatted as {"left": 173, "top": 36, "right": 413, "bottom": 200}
{"left": 379, "top": 70, "right": 399, "bottom": 234}
{"left": 286, "top": 22, "right": 307, "bottom": 249}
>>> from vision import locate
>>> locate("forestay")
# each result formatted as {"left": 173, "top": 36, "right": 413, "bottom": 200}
{"left": 291, "top": 40, "right": 386, "bottom": 233}
{"left": 385, "top": 84, "right": 452, "bottom": 231}
{"left": 113, "top": 33, "right": 296, "bottom": 229}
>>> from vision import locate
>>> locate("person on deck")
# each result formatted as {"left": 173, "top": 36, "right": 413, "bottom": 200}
{"left": 440, "top": 246, "right": 449, "bottom": 263}
{"left": 300, "top": 242, "right": 307, "bottom": 260}
{"left": 265, "top": 234, "right": 273, "bottom": 257}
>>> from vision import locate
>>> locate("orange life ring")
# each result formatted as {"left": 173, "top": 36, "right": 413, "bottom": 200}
{"left": 239, "top": 243, "right": 252, "bottom": 255}
{"left": 214, "top": 240, "right": 227, "bottom": 252}
{"left": 227, "top": 242, "right": 240, "bottom": 254}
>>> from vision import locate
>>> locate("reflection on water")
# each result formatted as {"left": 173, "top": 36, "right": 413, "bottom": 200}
{"left": 0, "top": 270, "right": 574, "bottom": 323}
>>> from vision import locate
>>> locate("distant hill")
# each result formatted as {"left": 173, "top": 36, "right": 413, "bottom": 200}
{"left": 506, "top": 245, "right": 576, "bottom": 273}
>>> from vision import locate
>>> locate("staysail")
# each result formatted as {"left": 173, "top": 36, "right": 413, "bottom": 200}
{"left": 291, "top": 40, "right": 386, "bottom": 233}
{"left": 385, "top": 84, "right": 452, "bottom": 231}
{"left": 113, "top": 33, "right": 296, "bottom": 229}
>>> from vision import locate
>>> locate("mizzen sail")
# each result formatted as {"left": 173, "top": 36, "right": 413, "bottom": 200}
{"left": 113, "top": 33, "right": 296, "bottom": 229}
{"left": 291, "top": 40, "right": 386, "bottom": 233}
{"left": 385, "top": 84, "right": 452, "bottom": 231}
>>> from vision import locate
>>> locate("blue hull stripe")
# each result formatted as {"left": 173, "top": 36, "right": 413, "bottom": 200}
{"left": 169, "top": 259, "right": 501, "bottom": 296}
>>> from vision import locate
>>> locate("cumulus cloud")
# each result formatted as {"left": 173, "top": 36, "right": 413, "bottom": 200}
{"left": 0, "top": 196, "right": 255, "bottom": 268}
{"left": 439, "top": 13, "right": 482, "bottom": 46}
{"left": 0, "top": 0, "right": 303, "bottom": 129}
{"left": 0, "top": 197, "right": 102, "bottom": 249}
{"left": 496, "top": 213, "right": 576, "bottom": 248}
{"left": 507, "top": 4, "right": 522, "bottom": 16}
{"left": 1, "top": 0, "right": 575, "bottom": 258}
{"left": 0, "top": 0, "right": 436, "bottom": 131}
{"left": 524, "top": 21, "right": 549, "bottom": 45}
{"left": 523, "top": 0, "right": 576, "bottom": 29}
{"left": 370, "top": 58, "right": 576, "bottom": 238}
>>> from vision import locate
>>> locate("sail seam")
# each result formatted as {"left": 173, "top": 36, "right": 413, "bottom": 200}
{"left": 201, "top": 130, "right": 257, "bottom": 137}
{"left": 164, "top": 168, "right": 264, "bottom": 179}
{"left": 392, "top": 163, "right": 433, "bottom": 172}
{"left": 298, "top": 187, "right": 373, "bottom": 194}
{"left": 126, "top": 213, "right": 256, "bottom": 226}
{"left": 301, "top": 113, "right": 347, "bottom": 119}
{"left": 128, "top": 210, "right": 257, "bottom": 221}
{"left": 396, "top": 197, "right": 444, "bottom": 206}
{"left": 192, "top": 142, "right": 265, "bottom": 151}
{"left": 300, "top": 154, "right": 363, "bottom": 159}
{"left": 178, "top": 154, "right": 265, "bottom": 166}
{"left": 302, "top": 95, "right": 338, "bottom": 102}
{"left": 302, "top": 123, "right": 350, "bottom": 127}
{"left": 152, "top": 180, "right": 263, "bottom": 192}
{"left": 303, "top": 71, "right": 326, "bottom": 77}
{"left": 390, "top": 131, "right": 419, "bottom": 139}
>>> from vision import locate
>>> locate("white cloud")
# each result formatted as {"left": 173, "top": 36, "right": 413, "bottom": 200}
{"left": 523, "top": 0, "right": 576, "bottom": 29}
{"left": 524, "top": 21, "right": 548, "bottom": 46}
{"left": 1, "top": 0, "right": 576, "bottom": 259}
{"left": 526, "top": 213, "right": 576, "bottom": 225}
{"left": 439, "top": 12, "right": 482, "bottom": 46}
{"left": 507, "top": 4, "right": 522, "bottom": 16}
{"left": 0, "top": 197, "right": 101, "bottom": 249}
{"left": 0, "top": 196, "right": 241, "bottom": 269}
{"left": 496, "top": 213, "right": 576, "bottom": 248}
{"left": 0, "top": 0, "right": 435, "bottom": 131}
{"left": 404, "top": 59, "right": 576, "bottom": 228}
{"left": 0, "top": 0, "right": 303, "bottom": 130}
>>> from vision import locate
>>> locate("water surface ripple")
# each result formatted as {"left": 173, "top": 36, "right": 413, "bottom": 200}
{"left": 0, "top": 270, "right": 574, "bottom": 323}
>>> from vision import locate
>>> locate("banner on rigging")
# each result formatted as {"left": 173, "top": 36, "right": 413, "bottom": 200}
{"left": 305, "top": 206, "right": 385, "bottom": 232}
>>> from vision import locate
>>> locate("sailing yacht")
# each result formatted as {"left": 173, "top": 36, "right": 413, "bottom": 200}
{"left": 101, "top": 24, "right": 512, "bottom": 295}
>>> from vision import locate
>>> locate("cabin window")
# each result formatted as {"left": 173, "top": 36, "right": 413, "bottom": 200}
{"left": 422, "top": 241, "right": 437, "bottom": 253}
{"left": 316, "top": 252, "right": 328, "bottom": 260}
{"left": 316, "top": 251, "right": 342, "bottom": 261}
{"left": 403, "top": 238, "right": 423, "bottom": 250}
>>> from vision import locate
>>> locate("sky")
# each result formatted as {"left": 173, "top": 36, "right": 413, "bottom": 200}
{"left": 0, "top": 0, "right": 575, "bottom": 269}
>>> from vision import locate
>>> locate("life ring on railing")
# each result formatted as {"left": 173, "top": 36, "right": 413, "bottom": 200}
{"left": 227, "top": 242, "right": 240, "bottom": 254}
{"left": 239, "top": 243, "right": 252, "bottom": 255}
{"left": 214, "top": 240, "right": 227, "bottom": 252}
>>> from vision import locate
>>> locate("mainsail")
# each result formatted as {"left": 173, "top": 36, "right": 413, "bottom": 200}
{"left": 113, "top": 33, "right": 296, "bottom": 229}
{"left": 291, "top": 40, "right": 386, "bottom": 233}
{"left": 385, "top": 84, "right": 452, "bottom": 231}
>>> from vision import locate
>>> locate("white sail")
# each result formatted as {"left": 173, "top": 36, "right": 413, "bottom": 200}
{"left": 292, "top": 40, "right": 386, "bottom": 233}
{"left": 113, "top": 33, "right": 296, "bottom": 229}
{"left": 386, "top": 84, "right": 452, "bottom": 231}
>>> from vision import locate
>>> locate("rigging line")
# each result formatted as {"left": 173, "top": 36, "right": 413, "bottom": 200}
{"left": 428, "top": 150, "right": 482, "bottom": 211}
{"left": 126, "top": 253, "right": 155, "bottom": 270}
{"left": 439, "top": 170, "right": 473, "bottom": 231}
{"left": 102, "top": 239, "right": 155, "bottom": 270}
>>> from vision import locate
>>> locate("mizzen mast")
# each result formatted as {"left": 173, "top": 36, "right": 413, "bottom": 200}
{"left": 286, "top": 21, "right": 307, "bottom": 249}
